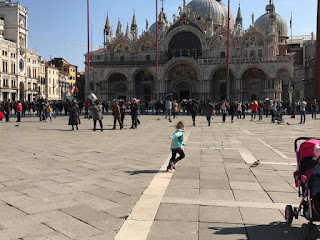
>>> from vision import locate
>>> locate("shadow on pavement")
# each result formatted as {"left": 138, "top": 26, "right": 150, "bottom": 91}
{"left": 125, "top": 170, "right": 168, "bottom": 175}
{"left": 209, "top": 222, "right": 305, "bottom": 240}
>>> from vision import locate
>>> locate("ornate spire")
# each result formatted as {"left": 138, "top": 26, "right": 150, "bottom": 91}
{"left": 116, "top": 19, "right": 123, "bottom": 37}
{"left": 235, "top": 4, "right": 243, "bottom": 27}
{"left": 125, "top": 23, "right": 130, "bottom": 38}
{"left": 105, "top": 14, "right": 110, "bottom": 30}
{"left": 131, "top": 10, "right": 137, "bottom": 29}
{"left": 131, "top": 10, "right": 138, "bottom": 40}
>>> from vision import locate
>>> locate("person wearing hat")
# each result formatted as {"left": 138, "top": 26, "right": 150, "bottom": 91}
{"left": 91, "top": 100, "right": 104, "bottom": 131}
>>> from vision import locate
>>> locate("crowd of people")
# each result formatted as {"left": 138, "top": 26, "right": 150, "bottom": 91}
{"left": 0, "top": 97, "right": 318, "bottom": 128}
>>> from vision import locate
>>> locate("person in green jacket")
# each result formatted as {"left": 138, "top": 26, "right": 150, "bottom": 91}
{"left": 167, "top": 121, "right": 186, "bottom": 171}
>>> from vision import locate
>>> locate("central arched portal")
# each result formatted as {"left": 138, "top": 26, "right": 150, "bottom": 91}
{"left": 167, "top": 63, "right": 197, "bottom": 100}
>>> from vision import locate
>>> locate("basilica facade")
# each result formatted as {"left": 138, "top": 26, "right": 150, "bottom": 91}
{"left": 86, "top": 0, "right": 294, "bottom": 102}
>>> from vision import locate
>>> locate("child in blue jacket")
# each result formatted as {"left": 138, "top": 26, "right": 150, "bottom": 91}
{"left": 167, "top": 121, "right": 186, "bottom": 171}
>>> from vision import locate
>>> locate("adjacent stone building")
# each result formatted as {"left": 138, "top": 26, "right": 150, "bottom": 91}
{"left": 0, "top": 0, "right": 39, "bottom": 102}
{"left": 86, "top": 0, "right": 296, "bottom": 102}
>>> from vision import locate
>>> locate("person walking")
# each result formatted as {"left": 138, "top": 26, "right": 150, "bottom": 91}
{"left": 130, "top": 98, "right": 138, "bottom": 129}
{"left": 312, "top": 99, "right": 318, "bottom": 119}
{"left": 4, "top": 100, "right": 10, "bottom": 122}
{"left": 258, "top": 99, "right": 264, "bottom": 121}
{"left": 91, "top": 100, "right": 104, "bottom": 131}
{"left": 172, "top": 100, "right": 178, "bottom": 119}
{"left": 221, "top": 100, "right": 228, "bottom": 123}
{"left": 229, "top": 101, "right": 237, "bottom": 123}
{"left": 112, "top": 100, "right": 123, "bottom": 130}
{"left": 46, "top": 102, "right": 53, "bottom": 122}
{"left": 190, "top": 100, "right": 198, "bottom": 126}
{"left": 119, "top": 100, "right": 126, "bottom": 127}
{"left": 68, "top": 100, "right": 80, "bottom": 130}
{"left": 167, "top": 121, "right": 186, "bottom": 171}
{"left": 16, "top": 101, "right": 22, "bottom": 122}
{"left": 205, "top": 100, "right": 214, "bottom": 126}
{"left": 299, "top": 98, "right": 307, "bottom": 124}
{"left": 165, "top": 99, "right": 172, "bottom": 122}
{"left": 251, "top": 100, "right": 258, "bottom": 121}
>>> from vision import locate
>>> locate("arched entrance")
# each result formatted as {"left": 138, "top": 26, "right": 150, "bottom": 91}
{"left": 175, "top": 81, "right": 192, "bottom": 101}
{"left": 241, "top": 68, "right": 266, "bottom": 101}
{"left": 134, "top": 70, "right": 154, "bottom": 101}
{"left": 168, "top": 31, "right": 202, "bottom": 59}
{"left": 167, "top": 63, "right": 197, "bottom": 100}
{"left": 108, "top": 73, "right": 128, "bottom": 101}
{"left": 211, "top": 68, "right": 234, "bottom": 101}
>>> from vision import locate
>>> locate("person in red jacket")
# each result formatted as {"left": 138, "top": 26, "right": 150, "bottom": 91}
{"left": 16, "top": 100, "right": 22, "bottom": 122}
{"left": 251, "top": 100, "right": 258, "bottom": 121}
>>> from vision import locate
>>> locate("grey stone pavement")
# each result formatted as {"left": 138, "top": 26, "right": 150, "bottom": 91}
{"left": 0, "top": 113, "right": 318, "bottom": 239}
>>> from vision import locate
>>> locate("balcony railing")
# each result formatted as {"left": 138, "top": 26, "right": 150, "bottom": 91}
{"left": 198, "top": 56, "right": 294, "bottom": 64}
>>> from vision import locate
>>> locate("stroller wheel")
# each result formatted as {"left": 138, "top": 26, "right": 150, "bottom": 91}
{"left": 285, "top": 205, "right": 294, "bottom": 225}
{"left": 301, "top": 223, "right": 318, "bottom": 240}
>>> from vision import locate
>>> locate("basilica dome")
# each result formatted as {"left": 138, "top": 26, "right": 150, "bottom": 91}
{"left": 255, "top": 12, "right": 288, "bottom": 36}
{"left": 149, "top": 0, "right": 234, "bottom": 33}
{"left": 187, "top": 0, "right": 234, "bottom": 30}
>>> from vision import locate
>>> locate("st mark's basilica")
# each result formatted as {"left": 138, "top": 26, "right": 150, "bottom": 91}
{"left": 85, "top": 0, "right": 294, "bottom": 102}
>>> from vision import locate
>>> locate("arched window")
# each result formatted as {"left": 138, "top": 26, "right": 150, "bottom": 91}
{"left": 220, "top": 52, "right": 226, "bottom": 58}
{"left": 146, "top": 55, "right": 150, "bottom": 61}
{"left": 120, "top": 56, "right": 125, "bottom": 62}
{"left": 250, "top": 50, "right": 256, "bottom": 57}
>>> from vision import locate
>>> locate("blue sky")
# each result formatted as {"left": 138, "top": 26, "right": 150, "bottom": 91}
{"left": 19, "top": 0, "right": 317, "bottom": 71}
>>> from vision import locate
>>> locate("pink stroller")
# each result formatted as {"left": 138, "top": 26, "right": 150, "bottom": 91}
{"left": 285, "top": 137, "right": 320, "bottom": 240}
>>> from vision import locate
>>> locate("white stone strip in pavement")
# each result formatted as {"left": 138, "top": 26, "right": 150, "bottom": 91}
{"left": 229, "top": 136, "right": 242, "bottom": 144}
{"left": 115, "top": 130, "right": 192, "bottom": 240}
{"left": 162, "top": 197, "right": 296, "bottom": 211}
{"left": 237, "top": 148, "right": 257, "bottom": 164}
{"left": 243, "top": 130, "right": 255, "bottom": 136}
{"left": 258, "top": 139, "right": 289, "bottom": 159}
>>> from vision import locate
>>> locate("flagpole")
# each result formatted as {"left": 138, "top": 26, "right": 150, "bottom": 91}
{"left": 87, "top": 0, "right": 90, "bottom": 76}
{"left": 226, "top": 0, "right": 230, "bottom": 101}
{"left": 291, "top": 12, "right": 292, "bottom": 47}
{"left": 155, "top": 0, "right": 159, "bottom": 99}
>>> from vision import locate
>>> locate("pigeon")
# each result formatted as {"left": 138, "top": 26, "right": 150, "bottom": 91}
{"left": 157, "top": 118, "right": 160, "bottom": 121}
{"left": 15, "top": 124, "right": 19, "bottom": 127}
{"left": 286, "top": 122, "right": 290, "bottom": 125}
{"left": 250, "top": 160, "right": 260, "bottom": 167}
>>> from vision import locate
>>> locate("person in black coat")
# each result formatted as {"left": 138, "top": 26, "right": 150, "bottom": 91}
{"left": 190, "top": 100, "right": 199, "bottom": 126}
{"left": 130, "top": 99, "right": 138, "bottom": 129}
{"left": 68, "top": 100, "right": 80, "bottom": 130}
{"left": 229, "top": 101, "right": 237, "bottom": 123}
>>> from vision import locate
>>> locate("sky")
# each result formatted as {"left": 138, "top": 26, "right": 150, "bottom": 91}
{"left": 18, "top": 0, "right": 317, "bottom": 71}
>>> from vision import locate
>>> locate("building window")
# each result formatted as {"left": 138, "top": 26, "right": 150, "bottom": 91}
{"left": 3, "top": 79, "right": 8, "bottom": 87}
{"left": 258, "top": 49, "right": 263, "bottom": 57}
{"left": 28, "top": 82, "right": 31, "bottom": 90}
{"left": 3, "top": 61, "right": 8, "bottom": 72}
{"left": 146, "top": 55, "right": 150, "bottom": 61}
{"left": 250, "top": 50, "right": 256, "bottom": 57}
{"left": 11, "top": 80, "right": 16, "bottom": 88}
{"left": 220, "top": 52, "right": 226, "bottom": 58}
{"left": 120, "top": 56, "right": 125, "bottom": 62}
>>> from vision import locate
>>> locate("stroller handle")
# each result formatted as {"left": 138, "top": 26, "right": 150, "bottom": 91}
{"left": 294, "top": 137, "right": 318, "bottom": 151}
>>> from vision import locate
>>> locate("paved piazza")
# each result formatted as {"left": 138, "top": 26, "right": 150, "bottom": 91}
{"left": 0, "top": 114, "right": 318, "bottom": 239}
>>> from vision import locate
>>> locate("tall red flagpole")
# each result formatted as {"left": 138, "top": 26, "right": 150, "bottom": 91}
{"left": 156, "top": 0, "right": 158, "bottom": 84}
{"left": 87, "top": 0, "right": 90, "bottom": 76}
{"left": 315, "top": 0, "right": 320, "bottom": 99}
{"left": 226, "top": 0, "right": 230, "bottom": 100}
